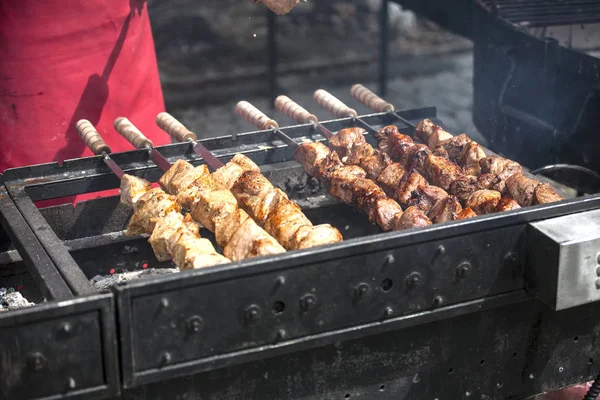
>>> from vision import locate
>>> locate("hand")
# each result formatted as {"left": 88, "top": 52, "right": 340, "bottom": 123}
{"left": 253, "top": 0, "right": 301, "bottom": 15}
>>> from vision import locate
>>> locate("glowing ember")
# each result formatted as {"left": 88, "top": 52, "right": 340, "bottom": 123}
{"left": 109, "top": 268, "right": 116, "bottom": 274}
{"left": 142, "top": 263, "right": 148, "bottom": 269}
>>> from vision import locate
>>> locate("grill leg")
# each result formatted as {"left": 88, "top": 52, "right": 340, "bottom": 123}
{"left": 267, "top": 9, "right": 278, "bottom": 109}
{"left": 378, "top": 0, "right": 389, "bottom": 97}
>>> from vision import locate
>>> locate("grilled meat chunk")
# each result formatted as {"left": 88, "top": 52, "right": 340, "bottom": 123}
{"left": 211, "top": 162, "right": 246, "bottom": 190}
{"left": 479, "top": 156, "right": 523, "bottom": 181}
{"left": 176, "top": 165, "right": 220, "bottom": 209}
{"left": 213, "top": 209, "right": 250, "bottom": 249}
{"left": 455, "top": 207, "right": 477, "bottom": 220}
{"left": 263, "top": 199, "right": 312, "bottom": 249}
{"left": 495, "top": 197, "right": 521, "bottom": 212}
{"left": 405, "top": 144, "right": 431, "bottom": 175}
{"left": 190, "top": 189, "right": 238, "bottom": 232}
{"left": 415, "top": 119, "right": 452, "bottom": 148}
{"left": 120, "top": 174, "right": 152, "bottom": 209}
{"left": 173, "top": 236, "right": 219, "bottom": 270}
{"left": 458, "top": 142, "right": 486, "bottom": 176}
{"left": 435, "top": 133, "right": 472, "bottom": 162}
{"left": 159, "top": 159, "right": 192, "bottom": 194}
{"left": 406, "top": 185, "right": 449, "bottom": 214}
{"left": 433, "top": 147, "right": 449, "bottom": 159}
{"left": 428, "top": 195, "right": 462, "bottom": 223}
{"left": 329, "top": 165, "right": 367, "bottom": 204}
{"left": 317, "top": 150, "right": 345, "bottom": 181}
{"left": 148, "top": 212, "right": 187, "bottom": 261}
{"left": 466, "top": 189, "right": 501, "bottom": 215}
{"left": 424, "top": 154, "right": 463, "bottom": 190}
{"left": 393, "top": 206, "right": 432, "bottom": 230}
{"left": 505, "top": 173, "right": 539, "bottom": 206}
{"left": 346, "top": 142, "right": 375, "bottom": 165}
{"left": 230, "top": 153, "right": 260, "bottom": 172}
{"left": 225, "top": 217, "right": 285, "bottom": 260}
{"left": 533, "top": 183, "right": 563, "bottom": 205}
{"left": 126, "top": 190, "right": 181, "bottom": 236}
{"left": 375, "top": 163, "right": 406, "bottom": 195}
{"left": 294, "top": 224, "right": 344, "bottom": 249}
{"left": 359, "top": 150, "right": 392, "bottom": 180}
{"left": 371, "top": 198, "right": 403, "bottom": 231}
{"left": 383, "top": 129, "right": 414, "bottom": 165}
{"left": 295, "top": 142, "right": 331, "bottom": 178}
{"left": 328, "top": 127, "right": 367, "bottom": 160}
{"left": 427, "top": 126, "right": 453, "bottom": 149}
{"left": 477, "top": 173, "right": 506, "bottom": 193}
{"left": 350, "top": 178, "right": 387, "bottom": 214}
{"left": 230, "top": 170, "right": 283, "bottom": 224}
{"left": 394, "top": 169, "right": 428, "bottom": 206}
{"left": 448, "top": 175, "right": 479, "bottom": 204}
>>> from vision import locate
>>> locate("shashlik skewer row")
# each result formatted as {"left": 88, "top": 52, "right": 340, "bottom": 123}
{"left": 235, "top": 100, "right": 432, "bottom": 231}
{"left": 154, "top": 112, "right": 343, "bottom": 250}
{"left": 75, "top": 120, "right": 231, "bottom": 270}
{"left": 112, "top": 117, "right": 288, "bottom": 260}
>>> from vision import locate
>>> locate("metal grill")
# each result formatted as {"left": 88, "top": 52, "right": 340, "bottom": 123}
{"left": 480, "top": 0, "right": 600, "bottom": 27}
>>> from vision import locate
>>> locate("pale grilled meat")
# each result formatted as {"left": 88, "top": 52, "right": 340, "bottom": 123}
{"left": 458, "top": 142, "right": 486, "bottom": 176}
{"left": 175, "top": 165, "right": 220, "bottom": 209}
{"left": 375, "top": 163, "right": 406, "bottom": 195}
{"left": 213, "top": 209, "right": 250, "bottom": 249}
{"left": 393, "top": 169, "right": 428, "bottom": 206}
{"left": 393, "top": 206, "right": 432, "bottom": 230}
{"left": 148, "top": 212, "right": 187, "bottom": 261}
{"left": 533, "top": 183, "right": 563, "bottom": 205}
{"left": 505, "top": 174, "right": 539, "bottom": 206}
{"left": 294, "top": 224, "right": 344, "bottom": 249}
{"left": 173, "top": 235, "right": 219, "bottom": 270}
{"left": 428, "top": 195, "right": 462, "bottom": 223}
{"left": 261, "top": 199, "right": 313, "bottom": 249}
{"left": 230, "top": 153, "right": 260, "bottom": 172}
{"left": 359, "top": 150, "right": 392, "bottom": 180}
{"left": 435, "top": 133, "right": 472, "bottom": 163}
{"left": 424, "top": 154, "right": 463, "bottom": 190}
{"left": 159, "top": 159, "right": 192, "bottom": 194}
{"left": 479, "top": 156, "right": 523, "bottom": 181}
{"left": 495, "top": 197, "right": 521, "bottom": 212}
{"left": 406, "top": 185, "right": 449, "bottom": 214}
{"left": 120, "top": 174, "right": 152, "bottom": 209}
{"left": 456, "top": 207, "right": 477, "bottom": 220}
{"left": 126, "top": 190, "right": 181, "bottom": 236}
{"left": 466, "top": 190, "right": 501, "bottom": 215}
{"left": 426, "top": 126, "right": 453, "bottom": 149}
{"left": 190, "top": 189, "right": 238, "bottom": 232}
{"left": 415, "top": 119, "right": 452, "bottom": 149}
{"left": 224, "top": 217, "right": 284, "bottom": 261}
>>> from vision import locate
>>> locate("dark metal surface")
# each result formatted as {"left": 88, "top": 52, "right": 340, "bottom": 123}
{"left": 0, "top": 293, "right": 120, "bottom": 400}
{"left": 479, "top": 0, "right": 600, "bottom": 27}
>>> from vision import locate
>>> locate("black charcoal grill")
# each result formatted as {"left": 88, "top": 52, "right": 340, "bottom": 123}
{"left": 2, "top": 107, "right": 600, "bottom": 400}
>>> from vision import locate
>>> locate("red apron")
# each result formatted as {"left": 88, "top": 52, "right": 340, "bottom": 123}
{"left": 0, "top": 1, "right": 168, "bottom": 207}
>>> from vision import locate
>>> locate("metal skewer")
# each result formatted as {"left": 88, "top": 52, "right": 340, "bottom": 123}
{"left": 350, "top": 84, "right": 417, "bottom": 129}
{"left": 76, "top": 119, "right": 125, "bottom": 179}
{"left": 312, "top": 89, "right": 381, "bottom": 135}
{"left": 113, "top": 117, "right": 174, "bottom": 171}
{"left": 234, "top": 101, "right": 301, "bottom": 150}
{"left": 155, "top": 113, "right": 225, "bottom": 170}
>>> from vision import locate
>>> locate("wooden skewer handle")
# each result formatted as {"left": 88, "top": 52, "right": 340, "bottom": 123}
{"left": 235, "top": 101, "right": 279, "bottom": 130}
{"left": 75, "top": 119, "right": 111, "bottom": 155}
{"left": 156, "top": 112, "right": 197, "bottom": 142}
{"left": 113, "top": 117, "right": 153, "bottom": 149}
{"left": 350, "top": 84, "right": 394, "bottom": 113}
{"left": 313, "top": 89, "right": 358, "bottom": 118}
{"left": 274, "top": 95, "right": 318, "bottom": 125}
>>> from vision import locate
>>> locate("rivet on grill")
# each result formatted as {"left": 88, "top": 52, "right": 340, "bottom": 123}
{"left": 274, "top": 275, "right": 286, "bottom": 290}
{"left": 384, "top": 254, "right": 395, "bottom": 265}
{"left": 595, "top": 279, "right": 600, "bottom": 290}
{"left": 354, "top": 283, "right": 370, "bottom": 297}
{"left": 384, "top": 306, "right": 393, "bottom": 316}
{"left": 61, "top": 322, "right": 72, "bottom": 334}
{"left": 244, "top": 304, "right": 262, "bottom": 322}
{"left": 433, "top": 295, "right": 443, "bottom": 306}
{"left": 27, "top": 352, "right": 47, "bottom": 371}
{"left": 300, "top": 294, "right": 317, "bottom": 312}
{"left": 160, "top": 352, "right": 172, "bottom": 366}
{"left": 436, "top": 245, "right": 446, "bottom": 256}
{"left": 186, "top": 315, "right": 204, "bottom": 333}
{"left": 67, "top": 377, "right": 76, "bottom": 390}
{"left": 159, "top": 298, "right": 170, "bottom": 308}
{"left": 456, "top": 262, "right": 471, "bottom": 278}
{"left": 276, "top": 329, "right": 287, "bottom": 341}
{"left": 406, "top": 272, "right": 422, "bottom": 288}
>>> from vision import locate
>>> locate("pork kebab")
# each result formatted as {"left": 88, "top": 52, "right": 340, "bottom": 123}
{"left": 117, "top": 115, "right": 342, "bottom": 252}
{"left": 76, "top": 120, "right": 232, "bottom": 270}
{"left": 236, "top": 100, "right": 432, "bottom": 232}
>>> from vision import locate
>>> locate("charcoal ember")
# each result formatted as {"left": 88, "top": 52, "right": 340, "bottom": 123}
{"left": 90, "top": 268, "right": 179, "bottom": 292}
{"left": 0, "top": 287, "right": 35, "bottom": 311}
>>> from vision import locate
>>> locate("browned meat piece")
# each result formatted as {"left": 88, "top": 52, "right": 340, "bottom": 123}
{"left": 428, "top": 195, "right": 462, "bottom": 223}
{"left": 188, "top": 253, "right": 231, "bottom": 269}
{"left": 159, "top": 159, "right": 192, "bottom": 194}
{"left": 328, "top": 165, "right": 367, "bottom": 204}
{"left": 435, "top": 134, "right": 472, "bottom": 162}
{"left": 386, "top": 131, "right": 415, "bottom": 164}
{"left": 294, "top": 224, "right": 344, "bottom": 249}
{"left": 248, "top": 188, "right": 289, "bottom": 226}
{"left": 328, "top": 127, "right": 367, "bottom": 160}
{"left": 350, "top": 178, "right": 387, "bottom": 215}
{"left": 176, "top": 165, "right": 220, "bottom": 209}
{"left": 393, "top": 206, "right": 432, "bottom": 230}
{"left": 505, "top": 173, "right": 539, "bottom": 206}
{"left": 173, "top": 236, "right": 219, "bottom": 269}
{"left": 230, "top": 170, "right": 275, "bottom": 211}
{"left": 263, "top": 199, "right": 313, "bottom": 249}
{"left": 230, "top": 154, "right": 260, "bottom": 172}
{"left": 433, "top": 147, "right": 449, "bottom": 159}
{"left": 359, "top": 150, "right": 392, "bottom": 180}
{"left": 378, "top": 136, "right": 390, "bottom": 154}
{"left": 168, "top": 162, "right": 209, "bottom": 195}
{"left": 190, "top": 189, "right": 238, "bottom": 232}
{"left": 213, "top": 209, "right": 250, "bottom": 249}
{"left": 346, "top": 142, "right": 375, "bottom": 165}
{"left": 427, "top": 126, "right": 453, "bottom": 149}
{"left": 533, "top": 183, "right": 563, "bottom": 205}
{"left": 148, "top": 212, "right": 187, "bottom": 261}
{"left": 376, "top": 125, "right": 400, "bottom": 141}
{"left": 316, "top": 150, "right": 345, "bottom": 181}
{"left": 495, "top": 197, "right": 521, "bottom": 212}
{"left": 424, "top": 154, "right": 463, "bottom": 190}
{"left": 477, "top": 173, "right": 505, "bottom": 193}
{"left": 406, "top": 185, "right": 449, "bottom": 214}
{"left": 466, "top": 190, "right": 501, "bottom": 215}
{"left": 405, "top": 144, "right": 432, "bottom": 175}
{"left": 370, "top": 198, "right": 403, "bottom": 231}
{"left": 375, "top": 163, "right": 406, "bottom": 195}
{"left": 458, "top": 142, "right": 486, "bottom": 176}
{"left": 294, "top": 142, "right": 331, "bottom": 177}
{"left": 393, "top": 170, "right": 428, "bottom": 206}
{"left": 224, "top": 217, "right": 285, "bottom": 260}
{"left": 455, "top": 207, "right": 477, "bottom": 220}
{"left": 479, "top": 156, "right": 523, "bottom": 181}
{"left": 126, "top": 190, "right": 181, "bottom": 236}
{"left": 166, "top": 213, "right": 201, "bottom": 254}
{"left": 211, "top": 162, "right": 247, "bottom": 190}
{"left": 448, "top": 175, "right": 479, "bottom": 204}
{"left": 120, "top": 174, "right": 152, "bottom": 209}
{"left": 415, "top": 119, "right": 452, "bottom": 148}
{"left": 259, "top": 0, "right": 301, "bottom": 16}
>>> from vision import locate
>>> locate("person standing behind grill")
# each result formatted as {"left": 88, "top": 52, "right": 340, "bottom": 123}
{"left": 0, "top": 0, "right": 301, "bottom": 207}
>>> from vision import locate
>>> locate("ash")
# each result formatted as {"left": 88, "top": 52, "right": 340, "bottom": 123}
{"left": 91, "top": 268, "right": 179, "bottom": 292}
{"left": 0, "top": 287, "right": 35, "bottom": 312}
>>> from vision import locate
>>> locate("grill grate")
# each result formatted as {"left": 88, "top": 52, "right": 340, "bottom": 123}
{"left": 480, "top": 0, "right": 600, "bottom": 27}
